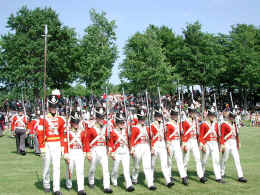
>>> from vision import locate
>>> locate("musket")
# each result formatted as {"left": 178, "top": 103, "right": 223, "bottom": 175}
{"left": 230, "top": 92, "right": 234, "bottom": 110}
{"left": 229, "top": 92, "right": 240, "bottom": 149}
{"left": 21, "top": 88, "right": 28, "bottom": 134}
{"left": 178, "top": 80, "right": 183, "bottom": 137}
{"left": 105, "top": 87, "right": 111, "bottom": 151}
{"left": 191, "top": 87, "right": 194, "bottom": 104}
{"left": 145, "top": 90, "right": 153, "bottom": 150}
{"left": 65, "top": 96, "right": 72, "bottom": 180}
{"left": 157, "top": 86, "right": 170, "bottom": 157}
{"left": 214, "top": 93, "right": 221, "bottom": 149}
{"left": 122, "top": 88, "right": 131, "bottom": 149}
{"left": 42, "top": 24, "right": 48, "bottom": 145}
{"left": 21, "top": 89, "right": 27, "bottom": 118}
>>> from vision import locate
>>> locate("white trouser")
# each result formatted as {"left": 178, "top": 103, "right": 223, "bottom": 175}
{"left": 43, "top": 142, "right": 61, "bottom": 192}
{"left": 66, "top": 149, "right": 85, "bottom": 191}
{"left": 220, "top": 139, "right": 244, "bottom": 178}
{"left": 151, "top": 141, "right": 171, "bottom": 184}
{"left": 88, "top": 146, "right": 110, "bottom": 189}
{"left": 111, "top": 146, "right": 132, "bottom": 188}
{"left": 201, "top": 141, "right": 221, "bottom": 180}
{"left": 132, "top": 143, "right": 154, "bottom": 187}
{"left": 183, "top": 138, "right": 204, "bottom": 178}
{"left": 168, "top": 139, "right": 187, "bottom": 178}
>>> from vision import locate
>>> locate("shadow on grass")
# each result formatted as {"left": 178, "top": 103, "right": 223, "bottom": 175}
{"left": 186, "top": 170, "right": 201, "bottom": 183}
{"left": 154, "top": 171, "right": 166, "bottom": 186}
{"left": 10, "top": 150, "right": 38, "bottom": 156}
{"left": 83, "top": 176, "right": 104, "bottom": 192}
{"left": 117, "top": 174, "right": 127, "bottom": 190}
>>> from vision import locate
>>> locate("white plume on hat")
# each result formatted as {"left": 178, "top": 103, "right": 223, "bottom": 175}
{"left": 51, "top": 89, "right": 61, "bottom": 96}
{"left": 210, "top": 107, "right": 215, "bottom": 113}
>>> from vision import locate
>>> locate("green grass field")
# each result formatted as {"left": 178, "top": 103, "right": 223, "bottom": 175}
{"left": 0, "top": 127, "right": 260, "bottom": 195}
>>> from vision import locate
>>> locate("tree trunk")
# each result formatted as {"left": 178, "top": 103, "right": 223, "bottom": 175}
{"left": 33, "top": 88, "right": 40, "bottom": 99}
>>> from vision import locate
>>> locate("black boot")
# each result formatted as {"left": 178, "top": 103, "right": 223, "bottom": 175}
{"left": 126, "top": 186, "right": 135, "bottom": 192}
{"left": 182, "top": 177, "right": 189, "bottom": 186}
{"left": 104, "top": 188, "right": 113, "bottom": 193}
{"left": 131, "top": 178, "right": 137, "bottom": 185}
{"left": 43, "top": 188, "right": 50, "bottom": 193}
{"left": 54, "top": 191, "right": 62, "bottom": 195}
{"left": 148, "top": 186, "right": 157, "bottom": 191}
{"left": 166, "top": 180, "right": 175, "bottom": 188}
{"left": 21, "top": 151, "right": 26, "bottom": 155}
{"left": 88, "top": 184, "right": 95, "bottom": 189}
{"left": 78, "top": 190, "right": 86, "bottom": 195}
{"left": 238, "top": 177, "right": 248, "bottom": 183}
{"left": 216, "top": 179, "right": 226, "bottom": 184}
{"left": 200, "top": 177, "right": 208, "bottom": 184}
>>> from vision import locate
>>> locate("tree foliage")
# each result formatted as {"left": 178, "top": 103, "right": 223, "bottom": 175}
{"left": 120, "top": 25, "right": 177, "bottom": 94}
{"left": 0, "top": 6, "right": 79, "bottom": 97}
{"left": 78, "top": 9, "right": 118, "bottom": 95}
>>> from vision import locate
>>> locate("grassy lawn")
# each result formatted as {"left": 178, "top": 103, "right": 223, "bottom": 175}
{"left": 0, "top": 127, "right": 259, "bottom": 195}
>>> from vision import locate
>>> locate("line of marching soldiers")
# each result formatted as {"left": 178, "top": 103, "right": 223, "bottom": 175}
{"left": 10, "top": 94, "right": 248, "bottom": 195}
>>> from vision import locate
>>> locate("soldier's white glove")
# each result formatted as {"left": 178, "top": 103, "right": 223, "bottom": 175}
{"left": 151, "top": 148, "right": 155, "bottom": 155}
{"left": 166, "top": 144, "right": 171, "bottom": 156}
{"left": 130, "top": 148, "right": 135, "bottom": 156}
{"left": 220, "top": 144, "right": 225, "bottom": 153}
{"left": 61, "top": 147, "right": 65, "bottom": 157}
{"left": 64, "top": 153, "right": 70, "bottom": 161}
{"left": 112, "top": 152, "right": 116, "bottom": 160}
{"left": 40, "top": 148, "right": 46, "bottom": 158}
{"left": 87, "top": 152, "right": 92, "bottom": 161}
{"left": 182, "top": 143, "right": 188, "bottom": 152}
{"left": 199, "top": 144, "right": 206, "bottom": 153}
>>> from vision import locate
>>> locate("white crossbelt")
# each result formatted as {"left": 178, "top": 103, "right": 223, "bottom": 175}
{"left": 183, "top": 120, "right": 196, "bottom": 136}
{"left": 114, "top": 128, "right": 128, "bottom": 146}
{"left": 224, "top": 122, "right": 236, "bottom": 141}
{"left": 203, "top": 121, "right": 217, "bottom": 139}
{"left": 15, "top": 115, "right": 26, "bottom": 129}
{"left": 69, "top": 130, "right": 83, "bottom": 148}
{"left": 134, "top": 125, "right": 149, "bottom": 144}
{"left": 89, "top": 125, "right": 106, "bottom": 147}
{"left": 153, "top": 122, "right": 164, "bottom": 140}
{"left": 168, "top": 121, "right": 180, "bottom": 138}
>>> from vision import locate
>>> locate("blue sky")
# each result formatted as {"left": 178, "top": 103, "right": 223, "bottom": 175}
{"left": 1, "top": 0, "right": 259, "bottom": 84}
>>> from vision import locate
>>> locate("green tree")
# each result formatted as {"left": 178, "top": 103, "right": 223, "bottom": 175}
{"left": 0, "top": 6, "right": 79, "bottom": 98}
{"left": 79, "top": 9, "right": 118, "bottom": 95}
{"left": 223, "top": 24, "right": 260, "bottom": 108}
{"left": 120, "top": 25, "right": 176, "bottom": 94}
{"left": 176, "top": 21, "right": 225, "bottom": 115}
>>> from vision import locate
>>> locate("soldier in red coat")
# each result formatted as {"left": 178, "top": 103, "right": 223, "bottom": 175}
{"left": 150, "top": 109, "right": 173, "bottom": 187}
{"left": 85, "top": 108, "right": 113, "bottom": 193}
{"left": 220, "top": 112, "right": 247, "bottom": 183}
{"left": 166, "top": 109, "right": 188, "bottom": 185}
{"left": 130, "top": 109, "right": 156, "bottom": 191}
{"left": 199, "top": 111, "right": 224, "bottom": 183}
{"left": 37, "top": 95, "right": 65, "bottom": 195}
{"left": 108, "top": 112, "right": 135, "bottom": 192}
{"left": 28, "top": 114, "right": 41, "bottom": 155}
{"left": 64, "top": 111, "right": 87, "bottom": 195}
{"left": 11, "top": 105, "right": 28, "bottom": 155}
{"left": 182, "top": 108, "right": 207, "bottom": 183}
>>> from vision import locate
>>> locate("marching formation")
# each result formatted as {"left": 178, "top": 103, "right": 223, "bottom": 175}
{"left": 0, "top": 89, "right": 249, "bottom": 195}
